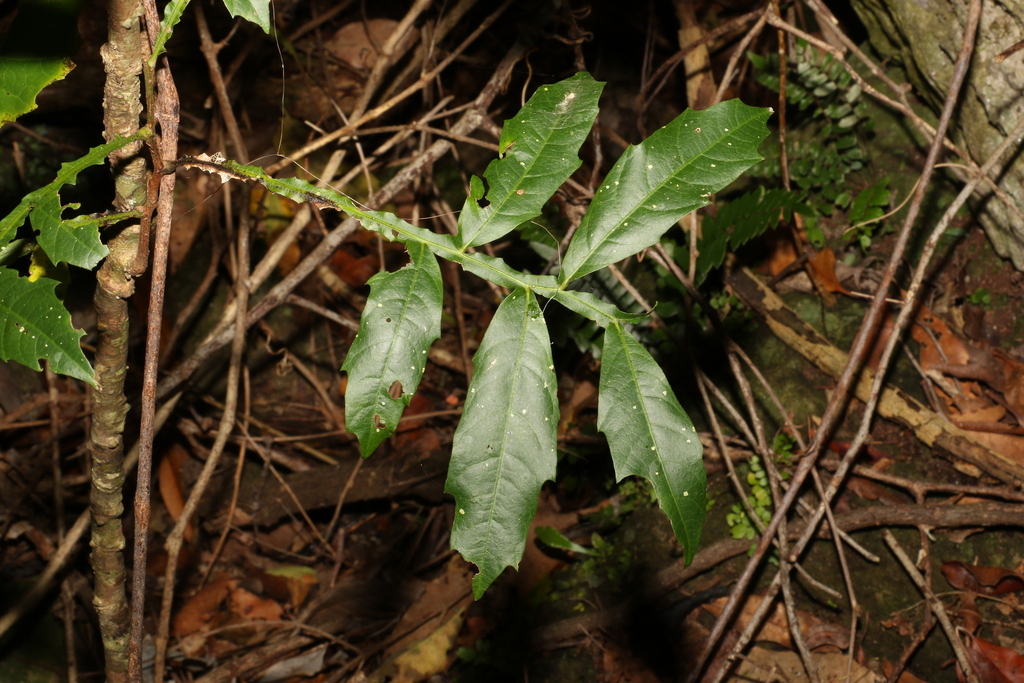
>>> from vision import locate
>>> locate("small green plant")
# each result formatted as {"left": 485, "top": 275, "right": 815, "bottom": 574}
{"left": 846, "top": 178, "right": 893, "bottom": 250}
{"left": 688, "top": 186, "right": 812, "bottom": 285}
{"left": 772, "top": 432, "right": 797, "bottom": 473}
{"left": 2, "top": 70, "right": 770, "bottom": 598}
{"left": 456, "top": 638, "right": 493, "bottom": 665}
{"left": 747, "top": 38, "right": 873, "bottom": 223}
{"left": 726, "top": 456, "right": 773, "bottom": 542}
{"left": 177, "top": 81, "right": 769, "bottom": 597}
{"left": 709, "top": 290, "right": 740, "bottom": 312}
{"left": 966, "top": 288, "right": 992, "bottom": 306}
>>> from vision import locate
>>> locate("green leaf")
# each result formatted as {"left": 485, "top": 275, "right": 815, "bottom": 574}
{"left": 0, "top": 239, "right": 31, "bottom": 268}
{"left": 445, "top": 250, "right": 558, "bottom": 291}
{"left": 446, "top": 288, "right": 559, "bottom": 598}
{"left": 548, "top": 289, "right": 647, "bottom": 328}
{"left": 0, "top": 133, "right": 146, "bottom": 267}
{"left": 0, "top": 0, "right": 81, "bottom": 125}
{"left": 534, "top": 526, "right": 596, "bottom": 556}
{"left": 265, "top": 565, "right": 318, "bottom": 579}
{"left": 598, "top": 325, "right": 705, "bottom": 563}
{"left": 222, "top": 0, "right": 271, "bottom": 32}
{"left": 0, "top": 268, "right": 92, "bottom": 384}
{"left": 559, "top": 100, "right": 770, "bottom": 284}
{"left": 457, "top": 73, "right": 602, "bottom": 248}
{"left": 694, "top": 187, "right": 810, "bottom": 283}
{"left": 33, "top": 209, "right": 108, "bottom": 271}
{"left": 341, "top": 240, "right": 443, "bottom": 457}
{"left": 848, "top": 178, "right": 891, "bottom": 225}
{"left": 151, "top": 0, "right": 192, "bottom": 65}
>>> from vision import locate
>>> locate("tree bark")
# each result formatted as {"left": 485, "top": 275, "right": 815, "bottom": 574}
{"left": 92, "top": 0, "right": 146, "bottom": 677}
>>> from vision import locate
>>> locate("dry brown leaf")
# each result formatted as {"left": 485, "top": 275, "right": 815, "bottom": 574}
{"left": 866, "top": 313, "right": 894, "bottom": 371}
{"left": 912, "top": 310, "right": 971, "bottom": 369}
{"left": 227, "top": 586, "right": 284, "bottom": 622}
{"left": 808, "top": 247, "right": 850, "bottom": 295}
{"left": 168, "top": 171, "right": 213, "bottom": 274}
{"left": 600, "top": 638, "right": 661, "bottom": 683}
{"left": 958, "top": 429, "right": 1024, "bottom": 465}
{"left": 727, "top": 647, "right": 880, "bottom": 683}
{"left": 881, "top": 613, "right": 915, "bottom": 638}
{"left": 517, "top": 490, "right": 579, "bottom": 595}
{"left": 158, "top": 443, "right": 194, "bottom": 543}
{"left": 558, "top": 378, "right": 598, "bottom": 434}
{"left": 958, "top": 404, "right": 1008, "bottom": 423}
{"left": 331, "top": 248, "right": 379, "bottom": 288}
{"left": 173, "top": 577, "right": 237, "bottom": 637}
{"left": 1000, "top": 355, "right": 1024, "bottom": 419}
{"left": 881, "top": 659, "right": 929, "bottom": 683}
{"left": 326, "top": 19, "right": 410, "bottom": 70}
{"left": 392, "top": 391, "right": 442, "bottom": 453}
{"left": 383, "top": 557, "right": 473, "bottom": 659}
{"left": 259, "top": 565, "right": 319, "bottom": 607}
{"left": 963, "top": 632, "right": 1024, "bottom": 683}
{"left": 941, "top": 527, "right": 985, "bottom": 543}
{"left": 958, "top": 592, "right": 985, "bottom": 633}
{"left": 766, "top": 233, "right": 799, "bottom": 277}
{"left": 702, "top": 594, "right": 834, "bottom": 649}
{"left": 941, "top": 561, "right": 1024, "bottom": 596}
{"left": 846, "top": 476, "right": 905, "bottom": 506}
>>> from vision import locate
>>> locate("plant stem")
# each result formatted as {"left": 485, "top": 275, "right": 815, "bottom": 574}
{"left": 92, "top": 0, "right": 146, "bottom": 675}
{"left": 89, "top": 229, "right": 139, "bottom": 683}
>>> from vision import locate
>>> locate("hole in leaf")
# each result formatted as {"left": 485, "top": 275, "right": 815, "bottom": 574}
{"left": 373, "top": 414, "right": 386, "bottom": 428}
{"left": 385, "top": 317, "right": 392, "bottom": 323}
{"left": 388, "top": 380, "right": 403, "bottom": 399}
{"left": 473, "top": 175, "right": 491, "bottom": 209}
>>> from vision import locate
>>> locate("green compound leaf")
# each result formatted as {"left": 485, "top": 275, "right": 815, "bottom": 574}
{"left": 695, "top": 187, "right": 811, "bottom": 284}
{"left": 446, "top": 288, "right": 559, "bottom": 598}
{"left": 559, "top": 100, "right": 770, "bottom": 284}
{"left": 341, "top": 240, "right": 443, "bottom": 457}
{"left": 456, "top": 73, "right": 602, "bottom": 249}
{"left": 0, "top": 0, "right": 81, "bottom": 125}
{"left": 0, "top": 133, "right": 146, "bottom": 268}
{"left": 222, "top": 0, "right": 271, "bottom": 33}
{"left": 0, "top": 268, "right": 91, "bottom": 384}
{"left": 598, "top": 325, "right": 705, "bottom": 564}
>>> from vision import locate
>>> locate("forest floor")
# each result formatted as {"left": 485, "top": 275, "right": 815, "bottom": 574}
{"left": 1, "top": 0, "right": 1023, "bottom": 682}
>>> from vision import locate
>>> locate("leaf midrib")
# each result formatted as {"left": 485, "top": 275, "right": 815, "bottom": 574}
{"left": 372, "top": 253, "right": 428, "bottom": 425}
{"left": 612, "top": 326, "right": 681, "bottom": 516}
{"left": 460, "top": 104, "right": 582, "bottom": 249}
{"left": 561, "top": 108, "right": 765, "bottom": 284}
{"left": 481, "top": 290, "right": 532, "bottom": 562}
